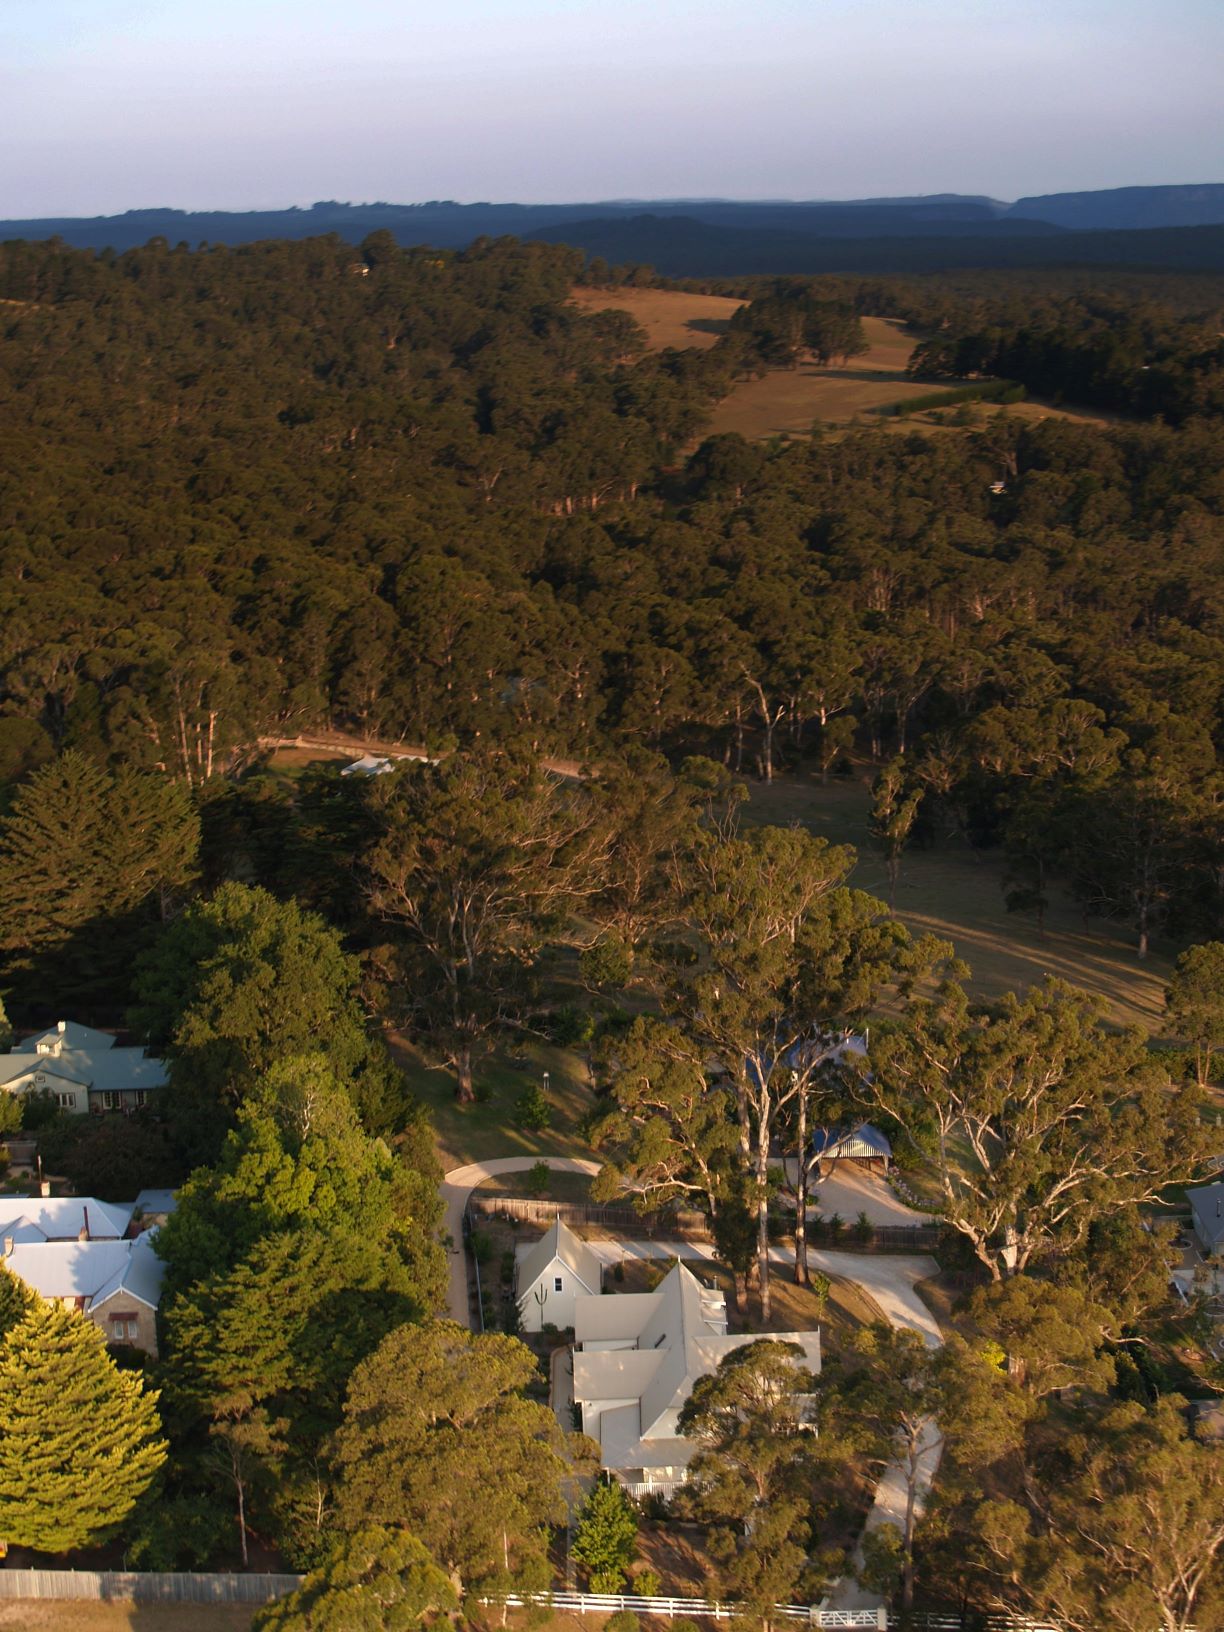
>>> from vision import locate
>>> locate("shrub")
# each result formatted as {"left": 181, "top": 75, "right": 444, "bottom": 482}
{"left": 470, "top": 1229, "right": 493, "bottom": 1265}
{"left": 573, "top": 1478, "right": 638, "bottom": 1594}
{"left": 828, "top": 1211, "right": 844, "bottom": 1244}
{"left": 515, "top": 1085, "right": 552, "bottom": 1131}
{"left": 853, "top": 1209, "right": 872, "bottom": 1245}
{"left": 606, "top": 1614, "right": 640, "bottom": 1632}
{"left": 632, "top": 1567, "right": 661, "bottom": 1597}
{"left": 550, "top": 1002, "right": 596, "bottom": 1047}
{"left": 524, "top": 1158, "right": 551, "bottom": 1196}
{"left": 810, "top": 1270, "right": 831, "bottom": 1320}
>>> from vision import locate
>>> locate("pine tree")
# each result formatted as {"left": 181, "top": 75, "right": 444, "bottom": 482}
{"left": 0, "top": 1300, "right": 167, "bottom": 1552}
{"left": 571, "top": 1477, "right": 639, "bottom": 1591}
{"left": 0, "top": 751, "right": 199, "bottom": 1005}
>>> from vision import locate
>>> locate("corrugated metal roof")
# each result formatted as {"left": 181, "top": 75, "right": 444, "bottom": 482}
{"left": 812, "top": 1121, "right": 891, "bottom": 1160}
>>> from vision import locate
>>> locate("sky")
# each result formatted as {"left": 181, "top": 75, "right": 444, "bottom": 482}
{"left": 2, "top": 0, "right": 1222, "bottom": 217}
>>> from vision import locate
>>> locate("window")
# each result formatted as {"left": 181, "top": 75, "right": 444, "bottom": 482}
{"left": 100, "top": 1091, "right": 120, "bottom": 1112}
{"left": 108, "top": 1314, "right": 139, "bottom": 1343}
{"left": 132, "top": 1090, "right": 148, "bottom": 1107}
{"left": 553, "top": 1276, "right": 564, "bottom": 1293}
{"left": 55, "top": 1092, "right": 75, "bottom": 1110}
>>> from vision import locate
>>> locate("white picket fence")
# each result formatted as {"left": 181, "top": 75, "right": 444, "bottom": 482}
{"left": 492, "top": 1592, "right": 886, "bottom": 1627}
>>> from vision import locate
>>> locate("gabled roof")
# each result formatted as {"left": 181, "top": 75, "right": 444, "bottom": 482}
{"left": 23, "top": 1021, "right": 118, "bottom": 1054}
{"left": 1189, "top": 1181, "right": 1224, "bottom": 1247}
{"left": 0, "top": 1046, "right": 168, "bottom": 1094}
{"left": 813, "top": 1121, "right": 891, "bottom": 1159}
{"left": 4, "top": 1229, "right": 165, "bottom": 1311}
{"left": 517, "top": 1217, "right": 603, "bottom": 1298}
{"left": 573, "top": 1262, "right": 822, "bottom": 1472}
{"left": 0, "top": 1196, "right": 133, "bottom": 1242}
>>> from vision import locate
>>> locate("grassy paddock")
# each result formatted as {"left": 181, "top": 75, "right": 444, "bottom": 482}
{"left": 567, "top": 285, "right": 744, "bottom": 351}
{"left": 743, "top": 771, "right": 1172, "bottom": 1030}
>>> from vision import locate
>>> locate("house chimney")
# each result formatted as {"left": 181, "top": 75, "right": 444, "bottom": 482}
{"left": 3, "top": 1236, "right": 12, "bottom": 1257}
{"left": 79, "top": 1206, "right": 90, "bottom": 1243}
{"left": 39, "top": 1178, "right": 51, "bottom": 1198}
{"left": 57, "top": 1020, "right": 66, "bottom": 1034}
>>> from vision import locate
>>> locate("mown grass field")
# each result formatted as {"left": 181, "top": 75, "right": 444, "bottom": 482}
{"left": 744, "top": 771, "right": 1173, "bottom": 1030}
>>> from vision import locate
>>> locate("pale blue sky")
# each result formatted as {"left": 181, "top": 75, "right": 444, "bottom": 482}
{"left": 2, "top": 0, "right": 1221, "bottom": 215}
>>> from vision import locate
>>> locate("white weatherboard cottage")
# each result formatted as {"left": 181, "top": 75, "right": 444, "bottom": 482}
{"left": 571, "top": 1259, "right": 822, "bottom": 1495}
{"left": 515, "top": 1218, "right": 603, "bottom": 1332}
{"left": 0, "top": 1021, "right": 167, "bottom": 1115}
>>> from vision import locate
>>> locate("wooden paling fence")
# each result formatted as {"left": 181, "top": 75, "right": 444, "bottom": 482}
{"left": 0, "top": 1570, "right": 304, "bottom": 1604}
{"left": 466, "top": 1195, "right": 941, "bottom": 1253}
{"left": 467, "top": 1196, "right": 710, "bottom": 1234}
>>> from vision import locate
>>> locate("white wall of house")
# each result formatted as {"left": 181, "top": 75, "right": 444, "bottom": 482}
{"left": 517, "top": 1254, "right": 597, "bottom": 1332}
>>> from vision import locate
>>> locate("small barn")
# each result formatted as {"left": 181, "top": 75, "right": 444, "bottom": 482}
{"left": 812, "top": 1121, "right": 892, "bottom": 1174}
{"left": 515, "top": 1217, "right": 603, "bottom": 1333}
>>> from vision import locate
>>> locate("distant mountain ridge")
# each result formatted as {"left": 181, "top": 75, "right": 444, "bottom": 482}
{"left": 1007, "top": 184, "right": 1224, "bottom": 231}
{"left": 2, "top": 185, "right": 1224, "bottom": 275}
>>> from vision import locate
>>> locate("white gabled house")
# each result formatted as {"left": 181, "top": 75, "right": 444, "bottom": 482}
{"left": 571, "top": 1260, "right": 821, "bottom": 1495}
{"left": 515, "top": 1217, "right": 603, "bottom": 1332}
{"left": 0, "top": 1020, "right": 168, "bottom": 1116}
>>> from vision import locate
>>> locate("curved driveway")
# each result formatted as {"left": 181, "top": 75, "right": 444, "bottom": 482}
{"left": 441, "top": 1156, "right": 602, "bottom": 1323}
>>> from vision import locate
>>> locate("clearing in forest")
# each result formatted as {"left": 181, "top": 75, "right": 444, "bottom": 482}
{"left": 705, "top": 315, "right": 972, "bottom": 438}
{"left": 744, "top": 774, "right": 1172, "bottom": 1031}
{"left": 567, "top": 284, "right": 744, "bottom": 350}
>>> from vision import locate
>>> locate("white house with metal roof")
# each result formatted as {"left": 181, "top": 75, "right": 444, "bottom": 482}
{"left": 515, "top": 1217, "right": 603, "bottom": 1332}
{"left": 571, "top": 1261, "right": 821, "bottom": 1495}
{"left": 0, "top": 1020, "right": 167, "bottom": 1115}
{"left": 0, "top": 1207, "right": 166, "bottom": 1356}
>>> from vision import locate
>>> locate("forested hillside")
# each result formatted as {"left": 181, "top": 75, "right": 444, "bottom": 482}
{"left": 4, "top": 234, "right": 1224, "bottom": 966}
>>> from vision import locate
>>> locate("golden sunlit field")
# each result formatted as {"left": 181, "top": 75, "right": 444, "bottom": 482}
{"left": 568, "top": 284, "right": 744, "bottom": 350}
{"left": 571, "top": 290, "right": 1116, "bottom": 441}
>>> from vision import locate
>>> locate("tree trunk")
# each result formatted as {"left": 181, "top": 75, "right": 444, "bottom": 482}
{"left": 236, "top": 1470, "right": 249, "bottom": 1568}
{"left": 756, "top": 1129, "right": 772, "bottom": 1322}
{"left": 455, "top": 1043, "right": 476, "bottom": 1104}
{"left": 794, "top": 1090, "right": 809, "bottom": 1286}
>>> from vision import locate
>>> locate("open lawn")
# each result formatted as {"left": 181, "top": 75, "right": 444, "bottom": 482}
{"left": 744, "top": 771, "right": 1172, "bottom": 1030}
{"left": 388, "top": 1032, "right": 596, "bottom": 1169}
{"left": 0, "top": 1607, "right": 254, "bottom": 1632}
{"left": 568, "top": 285, "right": 743, "bottom": 351}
